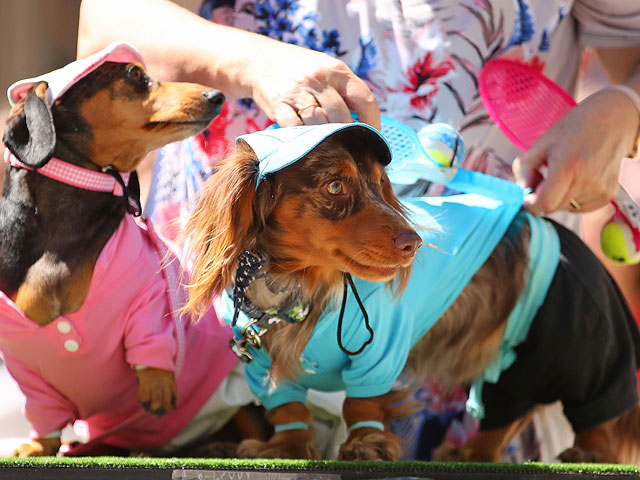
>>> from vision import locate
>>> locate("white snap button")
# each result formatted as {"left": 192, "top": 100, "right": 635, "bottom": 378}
{"left": 64, "top": 340, "right": 79, "bottom": 352}
{"left": 57, "top": 320, "right": 71, "bottom": 334}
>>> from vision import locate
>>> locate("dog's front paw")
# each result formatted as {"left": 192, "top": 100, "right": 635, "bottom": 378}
{"left": 136, "top": 367, "right": 177, "bottom": 417}
{"left": 433, "top": 442, "right": 472, "bottom": 461}
{"left": 433, "top": 442, "right": 499, "bottom": 462}
{"left": 338, "top": 431, "right": 402, "bottom": 461}
{"left": 183, "top": 441, "right": 239, "bottom": 458}
{"left": 558, "top": 446, "right": 617, "bottom": 464}
{"left": 237, "top": 430, "right": 319, "bottom": 459}
{"left": 11, "top": 438, "right": 61, "bottom": 457}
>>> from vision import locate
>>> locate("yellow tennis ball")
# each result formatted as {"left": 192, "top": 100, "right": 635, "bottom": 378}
{"left": 425, "top": 149, "right": 453, "bottom": 167}
{"left": 600, "top": 217, "right": 640, "bottom": 265}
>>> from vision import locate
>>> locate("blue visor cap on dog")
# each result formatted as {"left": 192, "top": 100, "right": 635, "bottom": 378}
{"left": 237, "top": 123, "right": 392, "bottom": 188}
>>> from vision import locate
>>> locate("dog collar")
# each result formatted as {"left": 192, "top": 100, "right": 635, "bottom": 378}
{"left": 4, "top": 148, "right": 141, "bottom": 216}
{"left": 229, "top": 251, "right": 311, "bottom": 362}
{"left": 228, "top": 250, "right": 373, "bottom": 362}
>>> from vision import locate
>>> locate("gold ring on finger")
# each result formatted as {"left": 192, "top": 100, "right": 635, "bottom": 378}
{"left": 296, "top": 103, "right": 317, "bottom": 116}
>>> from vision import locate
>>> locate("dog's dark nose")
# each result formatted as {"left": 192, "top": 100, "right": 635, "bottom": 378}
{"left": 203, "top": 89, "right": 225, "bottom": 114}
{"left": 394, "top": 231, "right": 422, "bottom": 258}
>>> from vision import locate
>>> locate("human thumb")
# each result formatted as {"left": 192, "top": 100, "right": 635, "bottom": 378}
{"left": 513, "top": 148, "right": 546, "bottom": 192}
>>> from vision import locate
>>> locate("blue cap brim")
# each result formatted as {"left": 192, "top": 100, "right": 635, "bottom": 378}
{"left": 237, "top": 122, "right": 391, "bottom": 188}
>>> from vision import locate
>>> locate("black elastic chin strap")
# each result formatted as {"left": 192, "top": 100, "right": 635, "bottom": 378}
{"left": 337, "top": 273, "right": 374, "bottom": 356}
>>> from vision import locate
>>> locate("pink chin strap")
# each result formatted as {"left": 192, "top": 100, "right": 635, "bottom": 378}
{"left": 4, "top": 148, "right": 131, "bottom": 196}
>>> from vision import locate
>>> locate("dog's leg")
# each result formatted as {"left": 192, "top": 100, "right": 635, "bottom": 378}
{"left": 561, "top": 405, "right": 640, "bottom": 464}
{"left": 434, "top": 412, "right": 533, "bottom": 462}
{"left": 338, "top": 393, "right": 411, "bottom": 461}
{"left": 237, "top": 402, "right": 319, "bottom": 459}
{"left": 230, "top": 405, "right": 272, "bottom": 441}
{"left": 559, "top": 421, "right": 618, "bottom": 464}
{"left": 614, "top": 405, "right": 640, "bottom": 465}
{"left": 135, "top": 367, "right": 177, "bottom": 416}
{"left": 11, "top": 437, "right": 61, "bottom": 457}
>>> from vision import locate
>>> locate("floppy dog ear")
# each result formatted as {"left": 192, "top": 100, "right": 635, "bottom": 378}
{"left": 2, "top": 82, "right": 55, "bottom": 168}
{"left": 183, "top": 141, "right": 261, "bottom": 317}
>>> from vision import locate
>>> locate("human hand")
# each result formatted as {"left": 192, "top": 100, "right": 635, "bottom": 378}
{"left": 512, "top": 88, "right": 640, "bottom": 214}
{"left": 78, "top": 2, "right": 379, "bottom": 129}
{"left": 240, "top": 37, "right": 380, "bottom": 130}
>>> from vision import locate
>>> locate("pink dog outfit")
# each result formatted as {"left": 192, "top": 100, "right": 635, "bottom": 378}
{"left": 0, "top": 214, "right": 237, "bottom": 450}
{"left": 0, "top": 42, "right": 238, "bottom": 451}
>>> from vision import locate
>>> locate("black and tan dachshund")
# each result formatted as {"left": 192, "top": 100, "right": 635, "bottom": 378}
{"left": 1, "top": 54, "right": 223, "bottom": 456}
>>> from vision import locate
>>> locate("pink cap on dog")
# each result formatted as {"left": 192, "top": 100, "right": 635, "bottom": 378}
{"left": 7, "top": 41, "right": 145, "bottom": 107}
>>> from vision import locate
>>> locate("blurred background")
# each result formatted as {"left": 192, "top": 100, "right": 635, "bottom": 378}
{"left": 0, "top": 0, "right": 81, "bottom": 128}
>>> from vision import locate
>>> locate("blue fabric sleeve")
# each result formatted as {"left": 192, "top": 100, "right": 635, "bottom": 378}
{"left": 244, "top": 346, "right": 309, "bottom": 410}
{"left": 340, "top": 281, "right": 416, "bottom": 398}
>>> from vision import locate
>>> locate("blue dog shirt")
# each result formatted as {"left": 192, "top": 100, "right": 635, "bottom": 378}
{"left": 222, "top": 123, "right": 561, "bottom": 416}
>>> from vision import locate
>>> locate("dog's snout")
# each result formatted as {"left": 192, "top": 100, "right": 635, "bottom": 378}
{"left": 394, "top": 231, "right": 422, "bottom": 258}
{"left": 203, "top": 89, "right": 225, "bottom": 113}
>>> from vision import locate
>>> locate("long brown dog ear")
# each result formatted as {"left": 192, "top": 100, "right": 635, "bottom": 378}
{"left": 2, "top": 82, "right": 55, "bottom": 168}
{"left": 182, "top": 141, "right": 260, "bottom": 317}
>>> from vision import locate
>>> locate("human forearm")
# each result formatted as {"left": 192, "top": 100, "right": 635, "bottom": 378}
{"left": 594, "top": 47, "right": 640, "bottom": 154}
{"left": 78, "top": 0, "right": 380, "bottom": 127}
{"left": 78, "top": 0, "right": 269, "bottom": 98}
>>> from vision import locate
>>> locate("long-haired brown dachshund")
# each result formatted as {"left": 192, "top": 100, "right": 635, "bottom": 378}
{"left": 184, "top": 122, "right": 640, "bottom": 463}
{"left": 0, "top": 43, "right": 234, "bottom": 456}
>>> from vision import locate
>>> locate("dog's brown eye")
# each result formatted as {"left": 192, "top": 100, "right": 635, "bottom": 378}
{"left": 327, "top": 181, "right": 343, "bottom": 195}
{"left": 127, "top": 65, "right": 144, "bottom": 83}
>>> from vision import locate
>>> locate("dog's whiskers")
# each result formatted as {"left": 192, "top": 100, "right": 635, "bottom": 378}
{"left": 344, "top": 248, "right": 371, "bottom": 266}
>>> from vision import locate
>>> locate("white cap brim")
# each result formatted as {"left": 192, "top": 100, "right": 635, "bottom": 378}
{"left": 7, "top": 41, "right": 145, "bottom": 107}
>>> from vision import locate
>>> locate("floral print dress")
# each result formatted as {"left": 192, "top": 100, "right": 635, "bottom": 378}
{"left": 145, "top": 0, "right": 640, "bottom": 460}
{"left": 147, "top": 0, "right": 640, "bottom": 240}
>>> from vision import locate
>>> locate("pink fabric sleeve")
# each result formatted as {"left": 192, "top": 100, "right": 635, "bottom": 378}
{"left": 5, "top": 360, "right": 76, "bottom": 439}
{"left": 573, "top": 1, "right": 640, "bottom": 47}
{"left": 122, "top": 272, "right": 177, "bottom": 372}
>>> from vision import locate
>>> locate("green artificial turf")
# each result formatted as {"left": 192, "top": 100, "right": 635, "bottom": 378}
{"left": 1, "top": 456, "right": 640, "bottom": 476}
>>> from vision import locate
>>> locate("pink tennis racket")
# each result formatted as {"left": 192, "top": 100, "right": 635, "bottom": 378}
{"left": 479, "top": 59, "right": 576, "bottom": 151}
{"left": 479, "top": 58, "right": 640, "bottom": 265}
